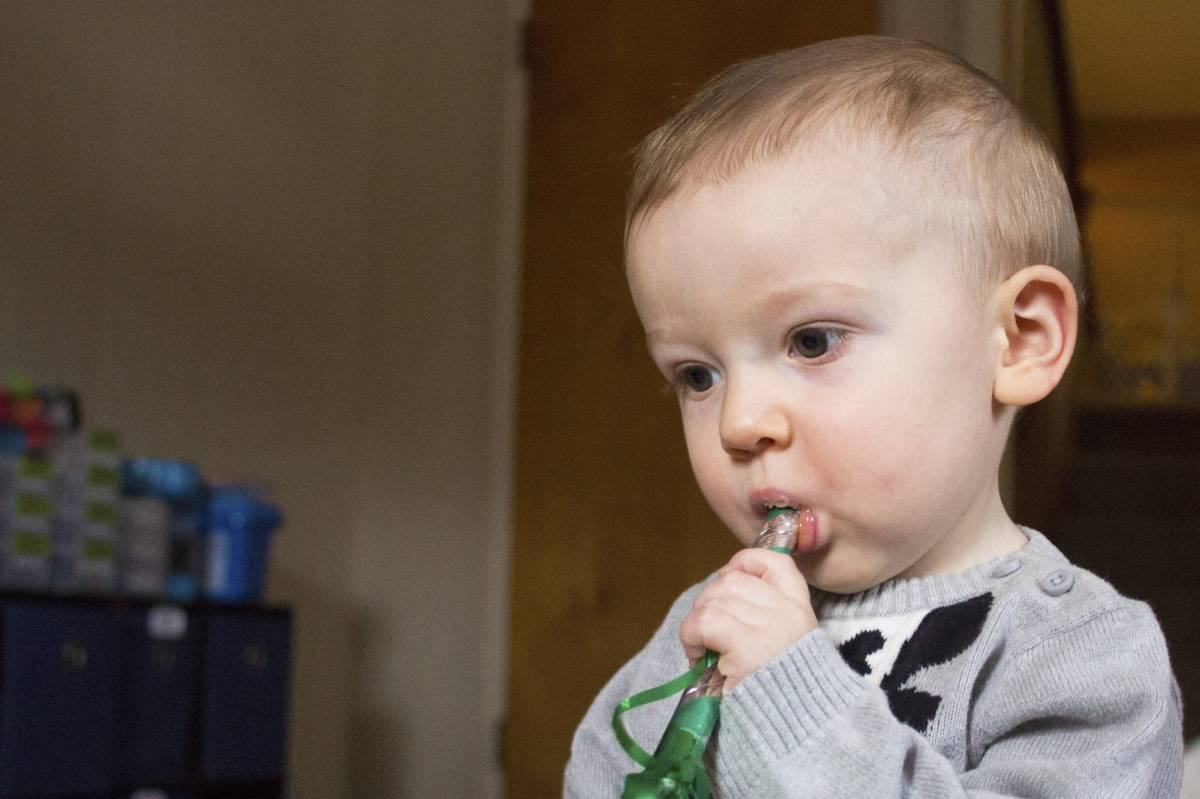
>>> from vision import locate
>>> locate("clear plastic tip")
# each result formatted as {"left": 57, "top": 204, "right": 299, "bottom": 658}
{"left": 753, "top": 508, "right": 801, "bottom": 553}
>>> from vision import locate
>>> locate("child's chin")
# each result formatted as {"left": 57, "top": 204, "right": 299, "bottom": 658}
{"left": 810, "top": 577, "right": 874, "bottom": 595}
{"left": 801, "top": 560, "right": 884, "bottom": 596}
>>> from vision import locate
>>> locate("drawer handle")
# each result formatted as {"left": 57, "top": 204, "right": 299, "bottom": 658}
{"left": 61, "top": 641, "right": 88, "bottom": 671}
{"left": 242, "top": 644, "right": 268, "bottom": 671}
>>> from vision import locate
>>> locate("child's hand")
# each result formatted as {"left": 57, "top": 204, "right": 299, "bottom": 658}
{"left": 680, "top": 548, "right": 818, "bottom": 692}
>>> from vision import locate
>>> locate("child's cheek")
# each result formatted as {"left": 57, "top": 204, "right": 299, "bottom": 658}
{"left": 809, "top": 407, "right": 916, "bottom": 511}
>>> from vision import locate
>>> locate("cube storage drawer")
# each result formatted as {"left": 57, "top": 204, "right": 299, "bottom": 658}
{"left": 0, "top": 603, "right": 123, "bottom": 798}
{"left": 0, "top": 597, "right": 290, "bottom": 799}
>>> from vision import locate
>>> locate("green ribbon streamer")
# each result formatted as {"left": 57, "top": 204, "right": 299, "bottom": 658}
{"left": 623, "top": 758, "right": 710, "bottom": 799}
{"left": 613, "top": 651, "right": 720, "bottom": 798}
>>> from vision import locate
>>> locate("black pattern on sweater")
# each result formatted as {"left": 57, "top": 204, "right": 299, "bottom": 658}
{"left": 835, "top": 592, "right": 993, "bottom": 733}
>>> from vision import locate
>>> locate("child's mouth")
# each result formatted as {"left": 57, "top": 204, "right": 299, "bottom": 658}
{"left": 748, "top": 489, "right": 822, "bottom": 554}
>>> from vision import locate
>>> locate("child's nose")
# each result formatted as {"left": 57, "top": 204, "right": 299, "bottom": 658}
{"left": 718, "top": 378, "right": 792, "bottom": 455}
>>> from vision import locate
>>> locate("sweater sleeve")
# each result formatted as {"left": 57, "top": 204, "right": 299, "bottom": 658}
{"left": 714, "top": 603, "right": 1183, "bottom": 798}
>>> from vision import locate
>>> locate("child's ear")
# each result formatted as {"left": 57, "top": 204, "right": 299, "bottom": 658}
{"left": 992, "top": 265, "right": 1078, "bottom": 407}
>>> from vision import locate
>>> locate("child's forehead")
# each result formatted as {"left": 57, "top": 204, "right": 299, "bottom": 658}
{"left": 630, "top": 142, "right": 931, "bottom": 268}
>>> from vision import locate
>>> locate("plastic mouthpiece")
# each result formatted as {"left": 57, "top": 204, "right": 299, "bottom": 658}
{"left": 755, "top": 507, "right": 800, "bottom": 553}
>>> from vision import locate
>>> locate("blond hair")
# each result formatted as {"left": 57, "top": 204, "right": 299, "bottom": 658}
{"left": 626, "top": 36, "right": 1082, "bottom": 295}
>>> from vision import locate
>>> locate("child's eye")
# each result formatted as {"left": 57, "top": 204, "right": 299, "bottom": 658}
{"left": 788, "top": 326, "right": 847, "bottom": 360}
{"left": 673, "top": 364, "right": 717, "bottom": 394}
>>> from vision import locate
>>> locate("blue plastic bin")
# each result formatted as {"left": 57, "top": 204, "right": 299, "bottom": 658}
{"left": 205, "top": 488, "right": 282, "bottom": 604}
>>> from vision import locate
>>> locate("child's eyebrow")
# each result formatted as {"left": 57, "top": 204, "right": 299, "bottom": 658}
{"left": 644, "top": 281, "right": 878, "bottom": 348}
{"left": 754, "top": 281, "right": 877, "bottom": 315}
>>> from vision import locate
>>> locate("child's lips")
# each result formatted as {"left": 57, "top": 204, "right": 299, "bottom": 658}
{"left": 748, "top": 487, "right": 805, "bottom": 516}
{"left": 791, "top": 508, "right": 821, "bottom": 555}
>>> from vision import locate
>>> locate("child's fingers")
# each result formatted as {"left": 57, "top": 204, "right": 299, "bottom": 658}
{"left": 693, "top": 568, "right": 780, "bottom": 611}
{"left": 680, "top": 593, "right": 815, "bottom": 689}
{"left": 679, "top": 600, "right": 753, "bottom": 662}
{"left": 718, "top": 548, "right": 811, "bottom": 603}
{"left": 682, "top": 591, "right": 802, "bottom": 655}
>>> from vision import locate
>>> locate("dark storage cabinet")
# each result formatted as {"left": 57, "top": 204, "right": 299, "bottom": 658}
{"left": 0, "top": 603, "right": 124, "bottom": 798}
{"left": 121, "top": 606, "right": 201, "bottom": 790}
{"left": 200, "top": 611, "right": 291, "bottom": 786}
{"left": 0, "top": 597, "right": 290, "bottom": 799}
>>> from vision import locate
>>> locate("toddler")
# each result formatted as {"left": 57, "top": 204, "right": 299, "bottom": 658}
{"left": 565, "top": 36, "right": 1182, "bottom": 797}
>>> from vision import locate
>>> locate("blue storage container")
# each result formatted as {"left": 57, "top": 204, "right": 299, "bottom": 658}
{"left": 121, "top": 460, "right": 200, "bottom": 502}
{"left": 205, "top": 488, "right": 281, "bottom": 604}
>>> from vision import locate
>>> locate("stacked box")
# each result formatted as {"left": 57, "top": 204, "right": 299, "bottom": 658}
{"left": 50, "top": 430, "right": 122, "bottom": 593}
{"left": 118, "top": 496, "right": 171, "bottom": 596}
{"left": 0, "top": 456, "right": 17, "bottom": 581}
{"left": 0, "top": 455, "right": 56, "bottom": 590}
{"left": 122, "top": 458, "right": 205, "bottom": 602}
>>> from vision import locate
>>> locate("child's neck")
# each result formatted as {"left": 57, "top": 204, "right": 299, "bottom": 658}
{"left": 899, "top": 488, "right": 1027, "bottom": 580}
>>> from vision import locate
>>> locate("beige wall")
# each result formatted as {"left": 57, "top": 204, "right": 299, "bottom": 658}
{"left": 0, "top": 3, "right": 518, "bottom": 797}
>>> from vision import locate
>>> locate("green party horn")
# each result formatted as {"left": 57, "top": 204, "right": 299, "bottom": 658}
{"left": 613, "top": 508, "right": 802, "bottom": 798}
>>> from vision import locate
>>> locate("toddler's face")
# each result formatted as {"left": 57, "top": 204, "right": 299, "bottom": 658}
{"left": 626, "top": 146, "right": 1012, "bottom": 593}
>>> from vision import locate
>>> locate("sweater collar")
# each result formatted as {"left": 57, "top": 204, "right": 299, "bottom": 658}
{"left": 811, "top": 527, "right": 1069, "bottom": 619}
